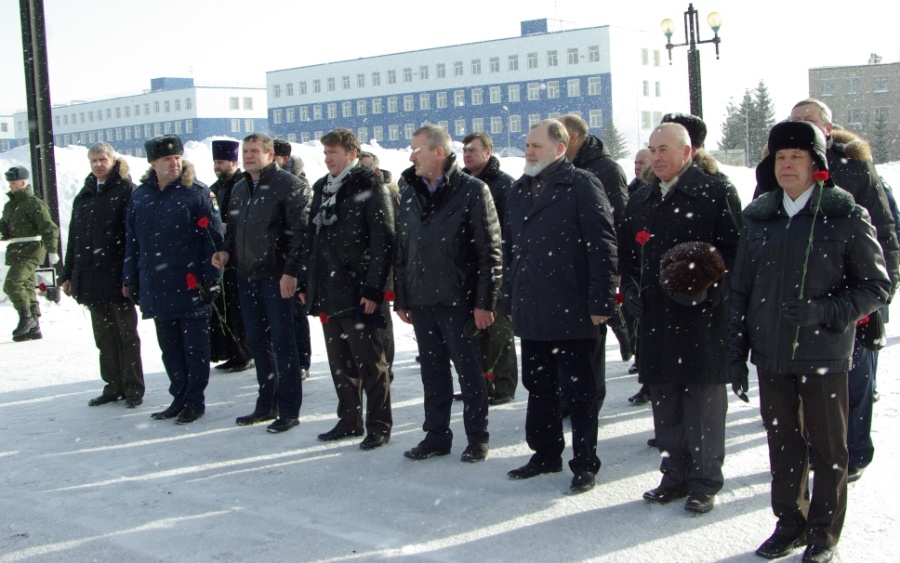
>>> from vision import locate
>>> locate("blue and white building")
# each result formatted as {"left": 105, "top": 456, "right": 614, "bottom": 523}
{"left": 10, "top": 78, "right": 268, "bottom": 157}
{"left": 0, "top": 114, "right": 14, "bottom": 153}
{"left": 266, "top": 19, "right": 679, "bottom": 152}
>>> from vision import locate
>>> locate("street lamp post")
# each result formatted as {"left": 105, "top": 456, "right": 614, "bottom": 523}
{"left": 661, "top": 4, "right": 722, "bottom": 119}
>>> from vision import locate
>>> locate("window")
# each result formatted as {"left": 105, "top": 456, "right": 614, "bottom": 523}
{"left": 489, "top": 87, "right": 501, "bottom": 104}
{"left": 358, "top": 127, "right": 368, "bottom": 142}
{"left": 873, "top": 76, "right": 889, "bottom": 92}
{"left": 274, "top": 84, "right": 282, "bottom": 98}
{"left": 300, "top": 81, "right": 307, "bottom": 95}
{"left": 436, "top": 64, "right": 446, "bottom": 79}
{"left": 286, "top": 108, "right": 296, "bottom": 122}
{"left": 820, "top": 79, "right": 836, "bottom": 96}
{"left": 589, "top": 110, "right": 603, "bottom": 128}
{"left": 547, "top": 81, "right": 559, "bottom": 99}
{"left": 300, "top": 107, "right": 309, "bottom": 121}
{"left": 135, "top": 105, "right": 140, "bottom": 116}
{"left": 229, "top": 97, "right": 240, "bottom": 110}
{"left": 388, "top": 97, "right": 398, "bottom": 113}
{"left": 243, "top": 97, "right": 253, "bottom": 110}
{"left": 372, "top": 72, "right": 381, "bottom": 86}
{"left": 144, "top": 103, "right": 150, "bottom": 115}
{"left": 419, "top": 93, "right": 431, "bottom": 110}
{"left": 527, "top": 52, "right": 538, "bottom": 69}
{"left": 327, "top": 77, "right": 336, "bottom": 91}
{"left": 643, "top": 81, "right": 650, "bottom": 96}
{"left": 527, "top": 82, "right": 540, "bottom": 100}
{"left": 472, "top": 118, "right": 484, "bottom": 132}
{"left": 115, "top": 128, "right": 123, "bottom": 140}
{"left": 174, "top": 100, "right": 180, "bottom": 112}
{"left": 508, "top": 54, "right": 519, "bottom": 71}
{"left": 144, "top": 124, "right": 152, "bottom": 137}
{"left": 174, "top": 121, "right": 182, "bottom": 134}
{"left": 342, "top": 101, "right": 352, "bottom": 117}
{"left": 373, "top": 126, "right": 383, "bottom": 141}
{"left": 491, "top": 116, "right": 503, "bottom": 134}
{"left": 655, "top": 82, "right": 662, "bottom": 97}
{"left": 641, "top": 111, "right": 651, "bottom": 129}
{"left": 372, "top": 98, "right": 383, "bottom": 114}
{"left": 489, "top": 57, "right": 500, "bottom": 73}
{"left": 357, "top": 73, "right": 365, "bottom": 88}
{"left": 314, "top": 130, "right": 323, "bottom": 140}
{"left": 455, "top": 119, "right": 466, "bottom": 136}
{"left": 454, "top": 61, "right": 463, "bottom": 76}
{"left": 508, "top": 84, "right": 520, "bottom": 102}
{"left": 588, "top": 77, "right": 602, "bottom": 95}
{"left": 154, "top": 101, "right": 160, "bottom": 113}
{"left": 438, "top": 120, "right": 449, "bottom": 130}
{"left": 404, "top": 123, "right": 415, "bottom": 139}
{"left": 568, "top": 48, "right": 579, "bottom": 64}
{"left": 509, "top": 114, "right": 522, "bottom": 133}
{"left": 313, "top": 79, "right": 321, "bottom": 93}
{"left": 419, "top": 65, "right": 429, "bottom": 80}
{"left": 547, "top": 50, "right": 558, "bottom": 67}
{"left": 327, "top": 103, "right": 337, "bottom": 118}
{"left": 403, "top": 68, "right": 413, "bottom": 82}
{"left": 847, "top": 108, "right": 865, "bottom": 127}
{"left": 134, "top": 126, "right": 141, "bottom": 138}
{"left": 641, "top": 48, "right": 649, "bottom": 65}
{"left": 454, "top": 90, "right": 465, "bottom": 107}
{"left": 471, "top": 59, "right": 481, "bottom": 75}
{"left": 471, "top": 88, "right": 484, "bottom": 105}
{"left": 115, "top": 107, "right": 121, "bottom": 119}
{"left": 528, "top": 114, "right": 541, "bottom": 128}
{"left": 388, "top": 70, "right": 397, "bottom": 84}
{"left": 357, "top": 100, "right": 367, "bottom": 116}
{"left": 313, "top": 105, "right": 322, "bottom": 119}
{"left": 244, "top": 119, "right": 254, "bottom": 132}
{"left": 846, "top": 77, "right": 861, "bottom": 94}
{"left": 273, "top": 109, "right": 283, "bottom": 124}
{"left": 567, "top": 79, "right": 580, "bottom": 97}
{"left": 588, "top": 45, "right": 600, "bottom": 63}
{"left": 287, "top": 133, "right": 296, "bottom": 142}
{"left": 654, "top": 50, "right": 661, "bottom": 66}
{"left": 301, "top": 132, "right": 310, "bottom": 142}
{"left": 403, "top": 95, "right": 414, "bottom": 112}
{"left": 286, "top": 83, "right": 294, "bottom": 96}
{"left": 436, "top": 92, "right": 448, "bottom": 108}
{"left": 389, "top": 124, "right": 399, "bottom": 141}
{"left": 107, "top": 109, "right": 112, "bottom": 119}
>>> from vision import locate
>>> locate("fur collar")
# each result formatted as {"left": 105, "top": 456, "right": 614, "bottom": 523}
{"left": 83, "top": 157, "right": 131, "bottom": 189}
{"left": 643, "top": 150, "right": 719, "bottom": 184}
{"left": 743, "top": 185, "right": 856, "bottom": 221}
{"left": 141, "top": 160, "right": 196, "bottom": 187}
{"left": 831, "top": 129, "right": 872, "bottom": 162}
{"left": 463, "top": 154, "right": 503, "bottom": 182}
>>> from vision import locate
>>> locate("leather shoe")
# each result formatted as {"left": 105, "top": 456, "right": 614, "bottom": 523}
{"left": 802, "top": 545, "right": 836, "bottom": 563}
{"left": 508, "top": 460, "right": 563, "bottom": 479}
{"left": 460, "top": 443, "right": 488, "bottom": 463}
{"left": 214, "top": 359, "right": 236, "bottom": 370}
{"left": 360, "top": 434, "right": 390, "bottom": 450}
{"left": 628, "top": 390, "right": 649, "bottom": 405}
{"left": 488, "top": 394, "right": 513, "bottom": 406}
{"left": 643, "top": 485, "right": 688, "bottom": 504}
{"left": 403, "top": 440, "right": 451, "bottom": 460}
{"left": 628, "top": 363, "right": 639, "bottom": 374}
{"left": 175, "top": 407, "right": 204, "bottom": 424}
{"left": 684, "top": 492, "right": 715, "bottom": 514}
{"left": 570, "top": 471, "right": 596, "bottom": 493}
{"left": 755, "top": 531, "right": 806, "bottom": 559}
{"left": 235, "top": 410, "right": 277, "bottom": 426}
{"left": 88, "top": 394, "right": 121, "bottom": 406}
{"left": 317, "top": 424, "right": 364, "bottom": 441}
{"left": 647, "top": 437, "right": 660, "bottom": 449}
{"left": 228, "top": 359, "right": 254, "bottom": 373}
{"left": 151, "top": 405, "right": 182, "bottom": 420}
{"left": 124, "top": 397, "right": 143, "bottom": 409}
{"left": 453, "top": 392, "right": 463, "bottom": 401}
{"left": 267, "top": 417, "right": 299, "bottom": 433}
{"left": 848, "top": 466, "right": 864, "bottom": 483}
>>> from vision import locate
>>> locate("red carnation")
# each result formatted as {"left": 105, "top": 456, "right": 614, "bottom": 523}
{"left": 635, "top": 230, "right": 651, "bottom": 245}
{"left": 856, "top": 315, "right": 870, "bottom": 327}
{"left": 484, "top": 372, "right": 495, "bottom": 381}
{"left": 186, "top": 273, "right": 199, "bottom": 290}
{"left": 812, "top": 170, "right": 830, "bottom": 183}
{"left": 38, "top": 282, "right": 47, "bottom": 293}
{"left": 384, "top": 290, "right": 396, "bottom": 302}
{"left": 197, "top": 217, "right": 210, "bottom": 228}
{"left": 319, "top": 312, "right": 329, "bottom": 325}
{"left": 615, "top": 292, "right": 624, "bottom": 305}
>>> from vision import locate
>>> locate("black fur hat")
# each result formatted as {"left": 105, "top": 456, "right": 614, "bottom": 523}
{"left": 211, "top": 140, "right": 239, "bottom": 162}
{"left": 273, "top": 139, "right": 292, "bottom": 157}
{"left": 755, "top": 121, "right": 832, "bottom": 192}
{"left": 659, "top": 241, "right": 727, "bottom": 297}
{"left": 145, "top": 135, "right": 184, "bottom": 162}
{"left": 661, "top": 113, "right": 707, "bottom": 148}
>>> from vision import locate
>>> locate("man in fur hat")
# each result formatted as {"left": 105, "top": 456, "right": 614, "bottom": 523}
{"left": 124, "top": 135, "right": 223, "bottom": 424}
{"left": 61, "top": 142, "right": 144, "bottom": 408}
{"left": 729, "top": 120, "right": 889, "bottom": 563}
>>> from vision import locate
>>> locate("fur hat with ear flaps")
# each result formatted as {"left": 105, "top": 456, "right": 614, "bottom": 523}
{"left": 756, "top": 120, "right": 834, "bottom": 193}
{"left": 659, "top": 241, "right": 727, "bottom": 297}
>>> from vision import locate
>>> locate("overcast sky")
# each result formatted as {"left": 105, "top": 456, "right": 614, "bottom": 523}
{"left": 2, "top": 0, "right": 895, "bottom": 147}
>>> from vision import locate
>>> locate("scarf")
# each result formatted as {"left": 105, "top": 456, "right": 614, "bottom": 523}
{"left": 313, "top": 159, "right": 358, "bottom": 232}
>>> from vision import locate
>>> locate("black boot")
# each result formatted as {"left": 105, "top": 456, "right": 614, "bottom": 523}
{"left": 12, "top": 319, "right": 43, "bottom": 342}
{"left": 12, "top": 309, "right": 37, "bottom": 338}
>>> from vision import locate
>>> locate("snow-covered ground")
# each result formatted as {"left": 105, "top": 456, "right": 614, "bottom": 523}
{"left": 1, "top": 142, "right": 898, "bottom": 562}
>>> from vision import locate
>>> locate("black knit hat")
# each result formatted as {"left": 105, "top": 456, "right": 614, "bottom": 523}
{"left": 661, "top": 113, "right": 707, "bottom": 148}
{"left": 4, "top": 166, "right": 29, "bottom": 181}
{"left": 273, "top": 139, "right": 292, "bottom": 157}
{"left": 211, "top": 140, "right": 239, "bottom": 162}
{"left": 756, "top": 121, "right": 832, "bottom": 191}
{"left": 145, "top": 135, "right": 184, "bottom": 162}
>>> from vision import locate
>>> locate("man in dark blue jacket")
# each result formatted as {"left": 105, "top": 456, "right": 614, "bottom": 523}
{"left": 124, "top": 135, "right": 223, "bottom": 424}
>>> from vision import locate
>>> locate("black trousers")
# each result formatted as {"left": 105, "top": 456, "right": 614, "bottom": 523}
{"left": 322, "top": 316, "right": 392, "bottom": 437}
{"left": 209, "top": 267, "right": 251, "bottom": 364}
{"left": 154, "top": 315, "right": 210, "bottom": 411}
{"left": 411, "top": 307, "right": 489, "bottom": 448}
{"left": 521, "top": 338, "right": 601, "bottom": 474}
{"left": 475, "top": 305, "right": 518, "bottom": 397}
{"left": 847, "top": 341, "right": 875, "bottom": 470}
{"left": 758, "top": 368, "right": 848, "bottom": 549}
{"left": 650, "top": 383, "right": 726, "bottom": 495}
{"left": 89, "top": 302, "right": 144, "bottom": 400}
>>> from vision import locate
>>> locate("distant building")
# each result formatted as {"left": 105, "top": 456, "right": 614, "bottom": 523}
{"left": 10, "top": 78, "right": 268, "bottom": 157}
{"left": 266, "top": 19, "right": 679, "bottom": 151}
{"left": 809, "top": 57, "right": 900, "bottom": 162}
{"left": 0, "top": 114, "right": 14, "bottom": 153}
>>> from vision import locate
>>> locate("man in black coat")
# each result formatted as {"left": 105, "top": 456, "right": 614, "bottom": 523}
{"left": 503, "top": 120, "right": 617, "bottom": 494}
{"left": 729, "top": 121, "right": 890, "bottom": 563}
{"left": 394, "top": 124, "right": 501, "bottom": 463}
{"left": 61, "top": 142, "right": 145, "bottom": 409}
{"left": 301, "top": 129, "right": 395, "bottom": 450}
{"left": 208, "top": 140, "right": 252, "bottom": 373}
{"left": 212, "top": 133, "right": 310, "bottom": 434}
{"left": 619, "top": 123, "right": 742, "bottom": 513}
{"left": 461, "top": 132, "right": 517, "bottom": 405}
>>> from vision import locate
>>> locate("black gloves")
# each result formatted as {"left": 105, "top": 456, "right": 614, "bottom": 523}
{"left": 782, "top": 298, "right": 824, "bottom": 327}
{"left": 670, "top": 290, "right": 708, "bottom": 307}
{"left": 623, "top": 287, "right": 644, "bottom": 318}
{"left": 729, "top": 362, "right": 749, "bottom": 403}
{"left": 203, "top": 284, "right": 221, "bottom": 304}
{"left": 124, "top": 284, "right": 140, "bottom": 305}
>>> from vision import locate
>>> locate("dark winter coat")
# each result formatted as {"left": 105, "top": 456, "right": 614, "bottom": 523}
{"left": 223, "top": 162, "right": 310, "bottom": 280}
{"left": 123, "top": 162, "right": 223, "bottom": 321}
{"left": 627, "top": 177, "right": 645, "bottom": 195}
{"left": 463, "top": 155, "right": 514, "bottom": 236}
{"left": 729, "top": 186, "right": 890, "bottom": 374}
{"left": 570, "top": 135, "right": 629, "bottom": 225}
{"left": 503, "top": 158, "right": 618, "bottom": 341}
{"left": 619, "top": 164, "right": 742, "bottom": 385}
{"left": 61, "top": 158, "right": 134, "bottom": 306}
{"left": 394, "top": 153, "right": 501, "bottom": 311}
{"left": 753, "top": 132, "right": 900, "bottom": 294}
{"left": 303, "top": 163, "right": 395, "bottom": 317}
{"left": 209, "top": 168, "right": 242, "bottom": 223}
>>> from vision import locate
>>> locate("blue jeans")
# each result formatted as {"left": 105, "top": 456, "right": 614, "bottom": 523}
{"left": 154, "top": 316, "right": 210, "bottom": 411}
{"left": 238, "top": 276, "right": 303, "bottom": 419}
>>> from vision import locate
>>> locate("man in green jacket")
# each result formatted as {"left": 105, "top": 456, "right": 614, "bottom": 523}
{"left": 1, "top": 166, "right": 60, "bottom": 341}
